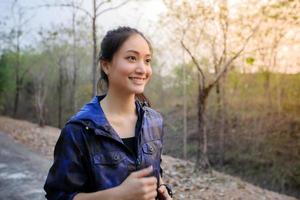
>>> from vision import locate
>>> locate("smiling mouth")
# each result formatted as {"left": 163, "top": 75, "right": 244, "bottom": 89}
{"left": 128, "top": 77, "right": 146, "bottom": 80}
{"left": 128, "top": 77, "right": 146, "bottom": 85}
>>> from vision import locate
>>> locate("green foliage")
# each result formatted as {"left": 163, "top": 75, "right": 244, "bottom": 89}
{"left": 0, "top": 52, "right": 13, "bottom": 111}
{"left": 0, "top": 52, "right": 12, "bottom": 94}
{"left": 171, "top": 61, "right": 198, "bottom": 97}
{"left": 164, "top": 68, "right": 300, "bottom": 196}
{"left": 245, "top": 57, "right": 255, "bottom": 65}
{"left": 0, "top": 51, "right": 21, "bottom": 94}
{"left": 290, "top": 164, "right": 300, "bottom": 188}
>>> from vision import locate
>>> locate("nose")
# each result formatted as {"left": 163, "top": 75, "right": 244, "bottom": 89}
{"left": 135, "top": 60, "right": 147, "bottom": 74}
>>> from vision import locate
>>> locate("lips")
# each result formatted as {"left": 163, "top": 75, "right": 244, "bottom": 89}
{"left": 128, "top": 77, "right": 146, "bottom": 80}
{"left": 128, "top": 76, "right": 146, "bottom": 85}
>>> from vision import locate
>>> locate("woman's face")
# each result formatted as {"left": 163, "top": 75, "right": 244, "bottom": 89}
{"left": 102, "top": 33, "right": 152, "bottom": 95}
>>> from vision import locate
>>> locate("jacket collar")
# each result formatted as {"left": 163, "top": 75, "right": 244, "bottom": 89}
{"left": 66, "top": 94, "right": 146, "bottom": 137}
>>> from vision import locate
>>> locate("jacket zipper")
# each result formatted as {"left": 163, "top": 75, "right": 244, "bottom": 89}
{"left": 135, "top": 107, "right": 145, "bottom": 170}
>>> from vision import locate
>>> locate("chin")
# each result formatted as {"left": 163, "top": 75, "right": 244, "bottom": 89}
{"left": 133, "top": 89, "right": 144, "bottom": 94}
{"left": 130, "top": 87, "right": 145, "bottom": 94}
{"left": 135, "top": 91, "right": 144, "bottom": 95}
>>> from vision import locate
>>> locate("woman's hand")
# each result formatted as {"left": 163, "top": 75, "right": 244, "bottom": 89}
{"left": 157, "top": 185, "right": 173, "bottom": 200}
{"left": 117, "top": 166, "right": 157, "bottom": 200}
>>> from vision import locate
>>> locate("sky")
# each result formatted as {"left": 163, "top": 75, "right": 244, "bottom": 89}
{"left": 1, "top": 0, "right": 299, "bottom": 74}
{"left": 0, "top": 0, "right": 167, "bottom": 43}
{"left": 0, "top": 0, "right": 181, "bottom": 75}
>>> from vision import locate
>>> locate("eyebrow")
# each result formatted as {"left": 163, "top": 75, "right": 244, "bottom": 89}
{"left": 125, "top": 49, "right": 151, "bottom": 57}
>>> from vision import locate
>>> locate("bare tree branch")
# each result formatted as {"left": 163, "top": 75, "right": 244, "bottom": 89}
{"left": 217, "top": 7, "right": 228, "bottom": 69}
{"left": 96, "top": 0, "right": 130, "bottom": 17}
{"left": 28, "top": 3, "right": 92, "bottom": 19}
{"left": 180, "top": 40, "right": 206, "bottom": 90}
{"left": 207, "top": 22, "right": 261, "bottom": 90}
{"left": 211, "top": 37, "right": 218, "bottom": 70}
{"left": 96, "top": 0, "right": 108, "bottom": 11}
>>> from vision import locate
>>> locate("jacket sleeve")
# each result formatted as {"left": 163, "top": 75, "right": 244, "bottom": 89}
{"left": 44, "top": 124, "right": 88, "bottom": 200}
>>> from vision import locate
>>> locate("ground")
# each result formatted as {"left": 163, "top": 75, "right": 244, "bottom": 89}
{"left": 0, "top": 116, "right": 298, "bottom": 200}
{"left": 0, "top": 132, "right": 50, "bottom": 200}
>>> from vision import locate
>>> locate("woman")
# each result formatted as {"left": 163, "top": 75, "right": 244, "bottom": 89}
{"left": 44, "top": 26, "right": 173, "bottom": 200}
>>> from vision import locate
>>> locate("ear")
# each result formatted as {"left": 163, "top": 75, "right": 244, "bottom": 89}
{"left": 100, "top": 60, "right": 110, "bottom": 75}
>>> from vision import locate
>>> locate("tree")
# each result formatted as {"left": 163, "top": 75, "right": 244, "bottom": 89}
{"left": 38, "top": 28, "right": 71, "bottom": 128}
{"left": 249, "top": 0, "right": 300, "bottom": 110}
{"left": 32, "top": 0, "right": 131, "bottom": 97}
{"left": 31, "top": 59, "right": 48, "bottom": 127}
{"left": 162, "top": 0, "right": 260, "bottom": 171}
{"left": 0, "top": 52, "right": 13, "bottom": 111}
{"left": 1, "top": 2, "right": 32, "bottom": 117}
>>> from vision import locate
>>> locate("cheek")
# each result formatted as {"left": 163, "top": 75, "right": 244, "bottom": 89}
{"left": 112, "top": 60, "right": 133, "bottom": 77}
{"left": 147, "top": 66, "right": 153, "bottom": 77}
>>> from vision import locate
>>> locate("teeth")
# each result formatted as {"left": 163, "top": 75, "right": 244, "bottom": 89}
{"left": 129, "top": 77, "right": 145, "bottom": 80}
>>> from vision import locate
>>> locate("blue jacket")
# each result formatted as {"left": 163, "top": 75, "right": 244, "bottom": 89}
{"left": 44, "top": 94, "right": 164, "bottom": 200}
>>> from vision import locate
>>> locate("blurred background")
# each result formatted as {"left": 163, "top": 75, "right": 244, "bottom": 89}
{"left": 0, "top": 0, "right": 299, "bottom": 199}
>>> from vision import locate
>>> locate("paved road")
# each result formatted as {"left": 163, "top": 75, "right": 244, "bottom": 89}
{"left": 0, "top": 132, "right": 51, "bottom": 200}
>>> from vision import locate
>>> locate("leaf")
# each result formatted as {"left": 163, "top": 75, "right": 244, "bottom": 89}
{"left": 245, "top": 57, "right": 255, "bottom": 65}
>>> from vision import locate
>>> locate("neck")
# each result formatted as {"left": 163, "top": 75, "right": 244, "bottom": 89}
{"left": 101, "top": 88, "right": 136, "bottom": 117}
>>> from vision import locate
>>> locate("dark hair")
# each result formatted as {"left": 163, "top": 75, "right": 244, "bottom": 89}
{"left": 97, "top": 26, "right": 152, "bottom": 107}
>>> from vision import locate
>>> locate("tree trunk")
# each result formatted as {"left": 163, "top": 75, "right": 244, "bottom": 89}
{"left": 215, "top": 80, "right": 224, "bottom": 166}
{"left": 13, "top": 41, "right": 21, "bottom": 117}
{"left": 195, "top": 84, "right": 211, "bottom": 172}
{"left": 13, "top": 81, "right": 20, "bottom": 117}
{"left": 92, "top": 0, "right": 97, "bottom": 97}
{"left": 219, "top": 76, "right": 227, "bottom": 166}
{"left": 71, "top": 6, "right": 78, "bottom": 113}
{"left": 183, "top": 55, "right": 187, "bottom": 159}
{"left": 35, "top": 80, "right": 47, "bottom": 127}
{"left": 57, "top": 57, "right": 64, "bottom": 129}
{"left": 72, "top": 63, "right": 78, "bottom": 112}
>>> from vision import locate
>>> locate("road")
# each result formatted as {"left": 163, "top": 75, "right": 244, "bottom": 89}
{"left": 0, "top": 132, "right": 51, "bottom": 200}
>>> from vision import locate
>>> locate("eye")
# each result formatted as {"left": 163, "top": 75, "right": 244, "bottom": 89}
{"left": 146, "top": 58, "right": 152, "bottom": 64}
{"left": 126, "top": 56, "right": 136, "bottom": 62}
